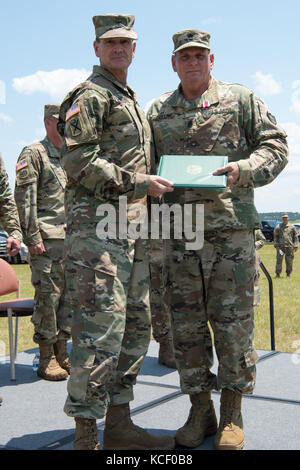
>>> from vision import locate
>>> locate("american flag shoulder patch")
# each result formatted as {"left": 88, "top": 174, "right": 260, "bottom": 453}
{"left": 66, "top": 103, "right": 80, "bottom": 121}
{"left": 16, "top": 159, "right": 28, "bottom": 171}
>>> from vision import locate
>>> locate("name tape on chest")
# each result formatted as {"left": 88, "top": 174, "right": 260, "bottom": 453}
{"left": 66, "top": 103, "right": 81, "bottom": 121}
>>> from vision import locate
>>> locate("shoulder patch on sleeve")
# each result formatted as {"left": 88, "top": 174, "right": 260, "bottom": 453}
{"left": 64, "top": 95, "right": 99, "bottom": 147}
{"left": 16, "top": 159, "right": 28, "bottom": 171}
{"left": 66, "top": 103, "right": 80, "bottom": 121}
{"left": 15, "top": 153, "right": 37, "bottom": 186}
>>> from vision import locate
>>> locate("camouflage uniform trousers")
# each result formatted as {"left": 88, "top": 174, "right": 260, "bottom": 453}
{"left": 149, "top": 238, "right": 173, "bottom": 344}
{"left": 276, "top": 247, "right": 295, "bottom": 276}
{"left": 29, "top": 238, "right": 71, "bottom": 345}
{"left": 253, "top": 252, "right": 261, "bottom": 307}
{"left": 63, "top": 235, "right": 151, "bottom": 419}
{"left": 166, "top": 229, "right": 258, "bottom": 395}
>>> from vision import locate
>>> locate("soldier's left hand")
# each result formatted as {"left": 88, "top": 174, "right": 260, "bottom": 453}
{"left": 6, "top": 237, "right": 21, "bottom": 256}
{"left": 213, "top": 162, "right": 240, "bottom": 186}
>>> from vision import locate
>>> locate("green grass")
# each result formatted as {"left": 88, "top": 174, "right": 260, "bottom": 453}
{"left": 0, "top": 264, "right": 36, "bottom": 353}
{"left": 254, "top": 243, "right": 300, "bottom": 353}
{"left": 0, "top": 245, "right": 299, "bottom": 354}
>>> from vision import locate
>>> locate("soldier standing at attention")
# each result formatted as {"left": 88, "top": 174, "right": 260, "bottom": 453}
{"left": 0, "top": 153, "right": 22, "bottom": 405}
{"left": 147, "top": 29, "right": 288, "bottom": 450}
{"left": 274, "top": 214, "right": 298, "bottom": 277}
{"left": 14, "top": 105, "right": 71, "bottom": 381}
{"left": 58, "top": 14, "right": 174, "bottom": 450}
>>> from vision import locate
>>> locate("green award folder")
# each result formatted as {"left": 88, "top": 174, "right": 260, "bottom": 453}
{"left": 157, "top": 155, "right": 228, "bottom": 188}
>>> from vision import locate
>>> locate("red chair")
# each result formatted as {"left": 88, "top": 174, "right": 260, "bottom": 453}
{"left": 0, "top": 258, "right": 34, "bottom": 380}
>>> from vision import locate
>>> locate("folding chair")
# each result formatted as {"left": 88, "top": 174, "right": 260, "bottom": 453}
{"left": 0, "top": 258, "right": 34, "bottom": 380}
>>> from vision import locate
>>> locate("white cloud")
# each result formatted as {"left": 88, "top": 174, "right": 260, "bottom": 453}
{"left": 290, "top": 80, "right": 300, "bottom": 113}
{"left": 0, "top": 112, "right": 13, "bottom": 123}
{"left": 12, "top": 68, "right": 90, "bottom": 101}
{"left": 202, "top": 17, "right": 222, "bottom": 25}
{"left": 253, "top": 71, "right": 282, "bottom": 96}
{"left": 144, "top": 98, "right": 156, "bottom": 113}
{"left": 280, "top": 122, "right": 300, "bottom": 156}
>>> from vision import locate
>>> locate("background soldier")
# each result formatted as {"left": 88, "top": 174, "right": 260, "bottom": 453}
{"left": 0, "top": 154, "right": 22, "bottom": 256}
{"left": 14, "top": 105, "right": 71, "bottom": 381}
{"left": 274, "top": 214, "right": 298, "bottom": 278}
{"left": 58, "top": 14, "right": 174, "bottom": 450}
{"left": 147, "top": 29, "right": 288, "bottom": 450}
{"left": 0, "top": 153, "right": 22, "bottom": 404}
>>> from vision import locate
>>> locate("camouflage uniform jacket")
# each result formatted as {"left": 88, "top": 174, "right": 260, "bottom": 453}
{"left": 14, "top": 137, "right": 66, "bottom": 246}
{"left": 147, "top": 76, "right": 289, "bottom": 231}
{"left": 58, "top": 65, "right": 151, "bottom": 231}
{"left": 274, "top": 223, "right": 299, "bottom": 249}
{"left": 0, "top": 154, "right": 22, "bottom": 240}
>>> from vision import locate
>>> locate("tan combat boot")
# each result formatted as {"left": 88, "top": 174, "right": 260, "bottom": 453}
{"left": 175, "top": 392, "right": 218, "bottom": 447}
{"left": 37, "top": 344, "right": 68, "bottom": 381}
{"left": 53, "top": 340, "right": 71, "bottom": 374}
{"left": 74, "top": 417, "right": 100, "bottom": 450}
{"left": 214, "top": 388, "right": 244, "bottom": 450}
{"left": 158, "top": 338, "right": 176, "bottom": 369}
{"left": 103, "top": 403, "right": 175, "bottom": 450}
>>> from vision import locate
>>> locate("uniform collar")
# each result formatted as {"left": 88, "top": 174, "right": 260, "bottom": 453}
{"left": 92, "top": 65, "right": 137, "bottom": 101}
{"left": 168, "top": 75, "right": 219, "bottom": 109}
{"left": 42, "top": 137, "right": 61, "bottom": 158}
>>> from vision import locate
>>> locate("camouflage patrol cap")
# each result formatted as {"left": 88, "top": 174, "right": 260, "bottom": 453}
{"left": 173, "top": 29, "right": 210, "bottom": 53}
{"left": 44, "top": 104, "right": 60, "bottom": 120}
{"left": 93, "top": 14, "right": 138, "bottom": 40}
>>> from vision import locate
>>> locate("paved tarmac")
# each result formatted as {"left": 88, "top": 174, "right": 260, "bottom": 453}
{"left": 1, "top": 340, "right": 299, "bottom": 451}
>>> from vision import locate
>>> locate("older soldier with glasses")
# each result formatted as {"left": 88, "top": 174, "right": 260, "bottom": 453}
{"left": 147, "top": 29, "right": 288, "bottom": 450}
{"left": 58, "top": 14, "right": 174, "bottom": 450}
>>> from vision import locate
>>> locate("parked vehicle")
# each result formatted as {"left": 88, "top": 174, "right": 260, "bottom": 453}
{"left": 293, "top": 223, "right": 300, "bottom": 241}
{"left": 0, "top": 230, "right": 28, "bottom": 264}
{"left": 260, "top": 220, "right": 281, "bottom": 242}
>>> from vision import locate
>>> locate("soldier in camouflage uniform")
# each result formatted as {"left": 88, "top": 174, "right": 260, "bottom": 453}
{"left": 253, "top": 228, "right": 266, "bottom": 306}
{"left": 0, "top": 153, "right": 22, "bottom": 404}
{"left": 147, "top": 30, "right": 288, "bottom": 450}
{"left": 14, "top": 105, "right": 71, "bottom": 382}
{"left": 58, "top": 14, "right": 174, "bottom": 450}
{"left": 0, "top": 154, "right": 22, "bottom": 255}
{"left": 274, "top": 214, "right": 298, "bottom": 277}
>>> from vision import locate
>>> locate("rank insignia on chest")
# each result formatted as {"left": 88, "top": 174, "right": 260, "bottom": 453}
{"left": 16, "top": 159, "right": 28, "bottom": 171}
{"left": 66, "top": 103, "right": 81, "bottom": 121}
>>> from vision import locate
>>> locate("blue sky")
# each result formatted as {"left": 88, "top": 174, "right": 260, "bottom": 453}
{"left": 1, "top": 0, "right": 300, "bottom": 213}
